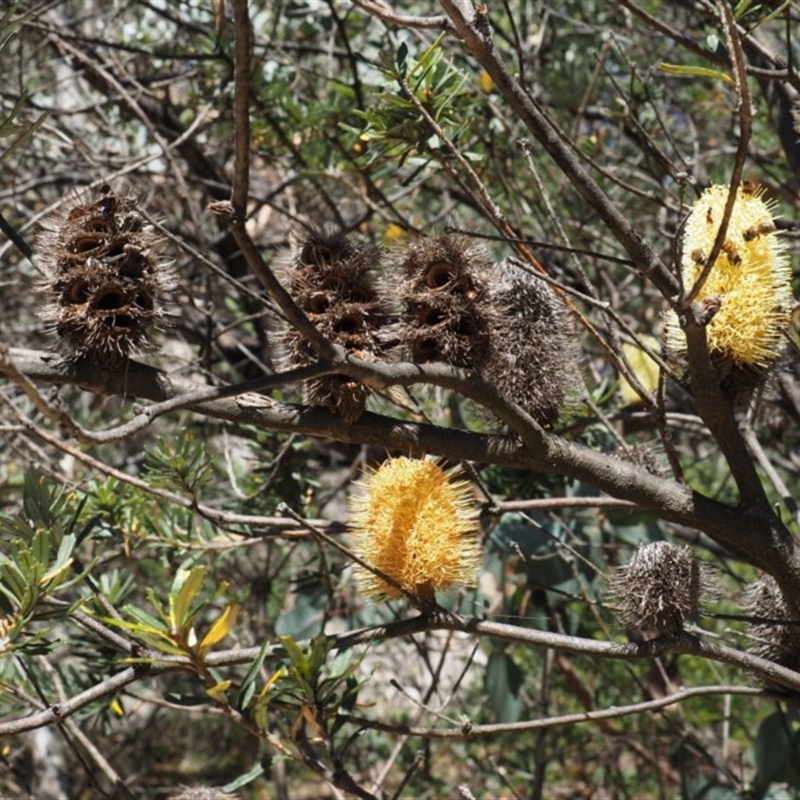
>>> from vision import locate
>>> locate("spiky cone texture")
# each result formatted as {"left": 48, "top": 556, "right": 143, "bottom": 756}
{"left": 483, "top": 263, "right": 582, "bottom": 428}
{"left": 665, "top": 184, "right": 791, "bottom": 378}
{"left": 745, "top": 574, "right": 800, "bottom": 683}
{"left": 607, "top": 542, "right": 716, "bottom": 636}
{"left": 394, "top": 233, "right": 494, "bottom": 369}
{"left": 279, "top": 225, "right": 388, "bottom": 422}
{"left": 36, "top": 183, "right": 174, "bottom": 366}
{"left": 614, "top": 441, "right": 664, "bottom": 477}
{"left": 348, "top": 456, "right": 481, "bottom": 608}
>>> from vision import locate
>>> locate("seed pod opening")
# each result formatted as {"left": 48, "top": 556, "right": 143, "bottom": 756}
{"left": 36, "top": 184, "right": 175, "bottom": 366}
{"left": 394, "top": 232, "right": 493, "bottom": 369}
{"left": 278, "top": 224, "right": 388, "bottom": 422}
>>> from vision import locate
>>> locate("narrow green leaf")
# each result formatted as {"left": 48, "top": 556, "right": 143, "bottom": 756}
{"left": 280, "top": 635, "right": 311, "bottom": 685}
{"left": 222, "top": 761, "right": 266, "bottom": 793}
{"left": 0, "top": 561, "right": 27, "bottom": 602}
{"left": 659, "top": 63, "right": 734, "bottom": 85}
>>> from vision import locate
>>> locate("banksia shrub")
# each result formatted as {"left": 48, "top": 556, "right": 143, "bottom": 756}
{"left": 36, "top": 183, "right": 174, "bottom": 366}
{"left": 483, "top": 263, "right": 581, "bottom": 428}
{"left": 348, "top": 456, "right": 481, "bottom": 608}
{"left": 607, "top": 542, "right": 715, "bottom": 636}
{"left": 279, "top": 224, "right": 387, "bottom": 422}
{"left": 666, "top": 183, "right": 790, "bottom": 376}
{"left": 395, "top": 232, "right": 493, "bottom": 369}
{"left": 745, "top": 574, "right": 800, "bottom": 680}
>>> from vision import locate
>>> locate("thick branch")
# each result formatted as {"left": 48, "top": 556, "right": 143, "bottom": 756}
{"left": 5, "top": 346, "right": 799, "bottom": 591}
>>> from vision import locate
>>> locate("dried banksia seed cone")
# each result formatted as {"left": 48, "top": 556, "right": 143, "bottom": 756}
{"left": 36, "top": 183, "right": 174, "bottom": 366}
{"left": 745, "top": 574, "right": 800, "bottom": 680}
{"left": 483, "top": 263, "right": 581, "bottom": 428}
{"left": 279, "top": 224, "right": 387, "bottom": 422}
{"left": 348, "top": 456, "right": 481, "bottom": 608}
{"left": 395, "top": 232, "right": 493, "bottom": 369}
{"left": 614, "top": 441, "right": 664, "bottom": 477}
{"left": 666, "top": 183, "right": 791, "bottom": 371}
{"left": 607, "top": 542, "right": 715, "bottom": 636}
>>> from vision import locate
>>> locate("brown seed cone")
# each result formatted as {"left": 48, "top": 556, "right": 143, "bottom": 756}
{"left": 482, "top": 264, "right": 582, "bottom": 428}
{"left": 614, "top": 442, "right": 665, "bottom": 477}
{"left": 277, "top": 224, "right": 388, "bottom": 420}
{"left": 36, "top": 183, "right": 174, "bottom": 366}
{"left": 394, "top": 232, "right": 493, "bottom": 369}
{"left": 745, "top": 574, "right": 800, "bottom": 683}
{"left": 607, "top": 541, "right": 716, "bottom": 636}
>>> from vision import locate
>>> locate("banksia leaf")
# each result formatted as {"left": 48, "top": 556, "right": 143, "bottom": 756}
{"left": 36, "top": 183, "right": 175, "bottom": 366}
{"left": 666, "top": 183, "right": 790, "bottom": 371}
{"left": 395, "top": 232, "right": 493, "bottom": 369}
{"left": 607, "top": 541, "right": 715, "bottom": 636}
{"left": 483, "top": 263, "right": 582, "bottom": 428}
{"left": 348, "top": 456, "right": 481, "bottom": 608}
{"left": 279, "top": 224, "right": 388, "bottom": 422}
{"left": 745, "top": 574, "right": 800, "bottom": 681}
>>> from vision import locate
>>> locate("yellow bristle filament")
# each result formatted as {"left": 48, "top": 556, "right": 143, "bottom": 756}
{"left": 348, "top": 456, "right": 481, "bottom": 608}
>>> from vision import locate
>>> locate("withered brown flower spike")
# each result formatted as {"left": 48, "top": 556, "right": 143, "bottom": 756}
{"left": 36, "top": 183, "right": 175, "bottom": 367}
{"left": 484, "top": 262, "right": 582, "bottom": 429}
{"left": 395, "top": 232, "right": 493, "bottom": 370}
{"left": 607, "top": 541, "right": 716, "bottom": 637}
{"left": 745, "top": 574, "right": 800, "bottom": 685}
{"left": 278, "top": 224, "right": 388, "bottom": 422}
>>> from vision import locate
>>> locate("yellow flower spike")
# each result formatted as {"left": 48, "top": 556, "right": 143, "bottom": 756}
{"left": 666, "top": 183, "right": 791, "bottom": 367}
{"left": 348, "top": 456, "right": 481, "bottom": 607}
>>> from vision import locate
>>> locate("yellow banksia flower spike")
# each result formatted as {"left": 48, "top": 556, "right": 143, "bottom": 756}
{"left": 348, "top": 456, "right": 481, "bottom": 608}
{"left": 667, "top": 183, "right": 791, "bottom": 368}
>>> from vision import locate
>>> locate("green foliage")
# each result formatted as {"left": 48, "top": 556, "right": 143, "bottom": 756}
{"left": 143, "top": 432, "right": 215, "bottom": 496}
{"left": 751, "top": 709, "right": 800, "bottom": 798}
{"left": 0, "top": 471, "right": 93, "bottom": 653}
{"left": 346, "top": 35, "right": 481, "bottom": 170}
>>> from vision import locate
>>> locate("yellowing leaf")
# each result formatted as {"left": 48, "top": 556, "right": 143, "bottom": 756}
{"left": 659, "top": 63, "right": 734, "bottom": 85}
{"left": 40, "top": 558, "right": 73, "bottom": 587}
{"left": 619, "top": 337, "right": 660, "bottom": 405}
{"left": 256, "top": 666, "right": 287, "bottom": 703}
{"left": 206, "top": 679, "right": 232, "bottom": 700}
{"left": 198, "top": 604, "right": 239, "bottom": 655}
{"left": 479, "top": 70, "right": 493, "bottom": 93}
{"left": 169, "top": 566, "right": 206, "bottom": 634}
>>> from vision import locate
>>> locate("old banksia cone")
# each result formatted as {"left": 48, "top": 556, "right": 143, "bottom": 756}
{"left": 280, "top": 224, "right": 387, "bottom": 422}
{"left": 395, "top": 232, "right": 493, "bottom": 369}
{"left": 666, "top": 183, "right": 791, "bottom": 370}
{"left": 348, "top": 456, "right": 481, "bottom": 608}
{"left": 608, "top": 542, "right": 715, "bottom": 636}
{"left": 745, "top": 574, "right": 800, "bottom": 680}
{"left": 484, "top": 263, "right": 581, "bottom": 428}
{"left": 395, "top": 234, "right": 579, "bottom": 427}
{"left": 37, "top": 183, "right": 174, "bottom": 366}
